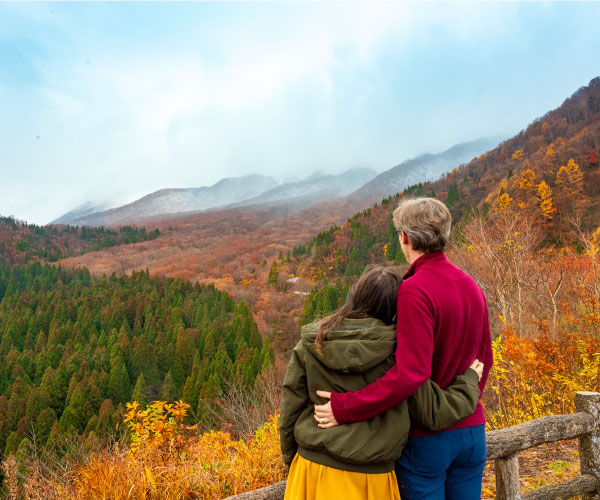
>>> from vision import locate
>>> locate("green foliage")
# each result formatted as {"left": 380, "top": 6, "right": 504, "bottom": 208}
{"left": 267, "top": 261, "right": 279, "bottom": 285}
{"left": 299, "top": 280, "right": 350, "bottom": 326}
{"left": 0, "top": 260, "right": 271, "bottom": 449}
{"left": 0, "top": 218, "right": 161, "bottom": 266}
{"left": 404, "top": 182, "right": 423, "bottom": 196}
{"left": 292, "top": 244, "right": 307, "bottom": 258}
{"left": 446, "top": 184, "right": 460, "bottom": 207}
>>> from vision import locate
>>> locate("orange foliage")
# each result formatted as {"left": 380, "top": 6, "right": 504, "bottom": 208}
{"left": 58, "top": 404, "right": 286, "bottom": 500}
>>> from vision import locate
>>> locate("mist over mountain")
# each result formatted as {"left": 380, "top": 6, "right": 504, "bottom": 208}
{"left": 51, "top": 174, "right": 279, "bottom": 226}
{"left": 351, "top": 137, "right": 503, "bottom": 203}
{"left": 51, "top": 137, "right": 499, "bottom": 228}
{"left": 51, "top": 201, "right": 115, "bottom": 225}
{"left": 224, "top": 168, "right": 377, "bottom": 209}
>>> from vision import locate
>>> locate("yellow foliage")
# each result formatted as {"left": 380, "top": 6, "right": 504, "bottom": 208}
{"left": 59, "top": 406, "right": 286, "bottom": 500}
{"left": 555, "top": 158, "right": 583, "bottom": 191}
{"left": 519, "top": 169, "right": 536, "bottom": 190}
{"left": 486, "top": 328, "right": 600, "bottom": 430}
{"left": 536, "top": 181, "right": 555, "bottom": 219}
{"left": 586, "top": 227, "right": 600, "bottom": 258}
{"left": 512, "top": 149, "right": 524, "bottom": 160}
{"left": 124, "top": 400, "right": 196, "bottom": 459}
{"left": 497, "top": 192, "right": 512, "bottom": 211}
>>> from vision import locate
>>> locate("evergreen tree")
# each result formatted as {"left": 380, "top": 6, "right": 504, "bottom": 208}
{"left": 108, "top": 356, "right": 130, "bottom": 404}
{"left": 267, "top": 261, "right": 279, "bottom": 285}
{"left": 131, "top": 373, "right": 147, "bottom": 407}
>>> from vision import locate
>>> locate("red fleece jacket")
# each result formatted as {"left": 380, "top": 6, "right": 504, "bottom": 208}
{"left": 330, "top": 252, "right": 493, "bottom": 435}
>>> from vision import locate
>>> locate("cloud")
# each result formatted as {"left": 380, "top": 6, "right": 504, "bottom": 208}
{"left": 1, "top": 2, "right": 598, "bottom": 224}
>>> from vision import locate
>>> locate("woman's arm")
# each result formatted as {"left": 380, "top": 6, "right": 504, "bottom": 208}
{"left": 408, "top": 362, "right": 482, "bottom": 431}
{"left": 279, "top": 343, "right": 309, "bottom": 467}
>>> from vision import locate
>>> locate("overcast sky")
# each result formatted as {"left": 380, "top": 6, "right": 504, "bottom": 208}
{"left": 1, "top": 2, "right": 600, "bottom": 225}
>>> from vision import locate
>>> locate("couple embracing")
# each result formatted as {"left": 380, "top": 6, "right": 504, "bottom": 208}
{"left": 280, "top": 197, "right": 493, "bottom": 500}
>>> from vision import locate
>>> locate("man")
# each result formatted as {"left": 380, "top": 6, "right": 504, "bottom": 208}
{"left": 315, "top": 197, "right": 492, "bottom": 500}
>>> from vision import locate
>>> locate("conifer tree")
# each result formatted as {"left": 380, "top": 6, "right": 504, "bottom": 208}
{"left": 131, "top": 373, "right": 147, "bottom": 407}
{"left": 267, "top": 261, "right": 279, "bottom": 285}
{"left": 108, "top": 356, "right": 130, "bottom": 404}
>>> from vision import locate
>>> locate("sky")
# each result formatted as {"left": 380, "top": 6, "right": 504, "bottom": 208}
{"left": 1, "top": 2, "right": 600, "bottom": 225}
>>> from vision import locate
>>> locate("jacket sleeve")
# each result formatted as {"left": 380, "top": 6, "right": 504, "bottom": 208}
{"left": 407, "top": 368, "right": 481, "bottom": 431}
{"left": 279, "top": 343, "right": 309, "bottom": 467}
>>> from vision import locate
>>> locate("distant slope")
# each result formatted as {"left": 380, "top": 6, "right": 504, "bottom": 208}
{"left": 295, "top": 76, "right": 600, "bottom": 284}
{"left": 351, "top": 137, "right": 502, "bottom": 203}
{"left": 0, "top": 215, "right": 160, "bottom": 266}
{"left": 52, "top": 201, "right": 114, "bottom": 225}
{"left": 226, "top": 168, "right": 377, "bottom": 209}
{"left": 52, "top": 174, "right": 278, "bottom": 226}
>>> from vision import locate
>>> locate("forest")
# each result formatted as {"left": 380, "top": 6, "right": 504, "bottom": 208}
{"left": 0, "top": 259, "right": 272, "bottom": 462}
{"left": 0, "top": 216, "right": 160, "bottom": 266}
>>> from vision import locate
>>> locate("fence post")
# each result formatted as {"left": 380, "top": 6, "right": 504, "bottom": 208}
{"left": 575, "top": 391, "right": 600, "bottom": 500}
{"left": 496, "top": 453, "right": 521, "bottom": 500}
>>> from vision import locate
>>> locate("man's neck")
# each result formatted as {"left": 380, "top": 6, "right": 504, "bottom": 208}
{"left": 406, "top": 250, "right": 425, "bottom": 265}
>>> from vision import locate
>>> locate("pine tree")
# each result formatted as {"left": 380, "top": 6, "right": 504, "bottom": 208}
{"left": 160, "top": 371, "right": 176, "bottom": 401}
{"left": 131, "top": 373, "right": 147, "bottom": 407}
{"left": 267, "top": 261, "right": 279, "bottom": 285}
{"left": 108, "top": 356, "right": 130, "bottom": 404}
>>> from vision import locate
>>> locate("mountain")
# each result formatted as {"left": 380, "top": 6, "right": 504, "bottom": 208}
{"left": 51, "top": 174, "right": 278, "bottom": 226}
{"left": 296, "top": 76, "right": 600, "bottom": 285}
{"left": 351, "top": 137, "right": 502, "bottom": 203}
{"left": 225, "top": 168, "right": 377, "bottom": 209}
{"left": 51, "top": 201, "right": 114, "bottom": 225}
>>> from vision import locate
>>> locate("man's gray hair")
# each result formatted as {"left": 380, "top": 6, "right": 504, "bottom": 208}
{"left": 393, "top": 198, "right": 452, "bottom": 253}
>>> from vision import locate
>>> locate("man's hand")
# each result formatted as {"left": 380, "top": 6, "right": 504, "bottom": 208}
{"left": 314, "top": 391, "right": 340, "bottom": 428}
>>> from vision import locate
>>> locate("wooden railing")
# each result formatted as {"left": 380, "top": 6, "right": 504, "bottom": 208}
{"left": 225, "top": 391, "right": 600, "bottom": 500}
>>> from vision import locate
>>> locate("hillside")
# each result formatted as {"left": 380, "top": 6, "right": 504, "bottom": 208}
{"left": 0, "top": 216, "right": 160, "bottom": 266}
{"left": 297, "top": 77, "right": 600, "bottom": 284}
{"left": 0, "top": 261, "right": 271, "bottom": 458}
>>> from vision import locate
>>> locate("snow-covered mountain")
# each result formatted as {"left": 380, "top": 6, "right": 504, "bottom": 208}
{"left": 52, "top": 174, "right": 278, "bottom": 226}
{"left": 351, "top": 138, "right": 503, "bottom": 203}
{"left": 52, "top": 201, "right": 114, "bottom": 225}
{"left": 225, "top": 168, "right": 377, "bottom": 208}
{"left": 51, "top": 138, "right": 500, "bottom": 228}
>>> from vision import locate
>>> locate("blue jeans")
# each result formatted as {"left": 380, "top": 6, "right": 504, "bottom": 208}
{"left": 395, "top": 425, "right": 486, "bottom": 500}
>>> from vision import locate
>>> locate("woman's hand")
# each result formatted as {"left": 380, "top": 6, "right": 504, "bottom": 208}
{"left": 469, "top": 359, "right": 484, "bottom": 381}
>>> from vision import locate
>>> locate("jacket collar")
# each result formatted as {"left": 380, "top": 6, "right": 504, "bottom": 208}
{"left": 403, "top": 251, "right": 447, "bottom": 280}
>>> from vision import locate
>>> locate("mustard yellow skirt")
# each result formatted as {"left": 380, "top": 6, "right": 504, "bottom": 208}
{"left": 284, "top": 454, "right": 401, "bottom": 500}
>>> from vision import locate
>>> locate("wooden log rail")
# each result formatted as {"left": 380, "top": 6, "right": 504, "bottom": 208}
{"left": 225, "top": 391, "right": 600, "bottom": 500}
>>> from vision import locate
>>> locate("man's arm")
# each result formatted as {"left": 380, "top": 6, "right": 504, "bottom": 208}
{"left": 329, "top": 290, "right": 435, "bottom": 424}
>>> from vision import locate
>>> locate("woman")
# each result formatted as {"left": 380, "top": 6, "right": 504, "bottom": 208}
{"left": 279, "top": 265, "right": 483, "bottom": 500}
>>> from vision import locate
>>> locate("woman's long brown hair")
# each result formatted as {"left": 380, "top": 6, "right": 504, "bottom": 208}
{"left": 315, "top": 265, "right": 403, "bottom": 355}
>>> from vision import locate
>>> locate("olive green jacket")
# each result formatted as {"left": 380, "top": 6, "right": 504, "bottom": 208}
{"left": 279, "top": 318, "right": 481, "bottom": 473}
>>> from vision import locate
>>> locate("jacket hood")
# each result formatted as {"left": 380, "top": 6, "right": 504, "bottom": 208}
{"left": 301, "top": 317, "right": 396, "bottom": 372}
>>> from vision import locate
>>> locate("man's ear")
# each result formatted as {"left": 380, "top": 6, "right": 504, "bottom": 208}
{"left": 402, "top": 232, "right": 410, "bottom": 245}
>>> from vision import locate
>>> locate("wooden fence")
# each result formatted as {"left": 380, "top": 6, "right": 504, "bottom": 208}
{"left": 225, "top": 391, "right": 600, "bottom": 500}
